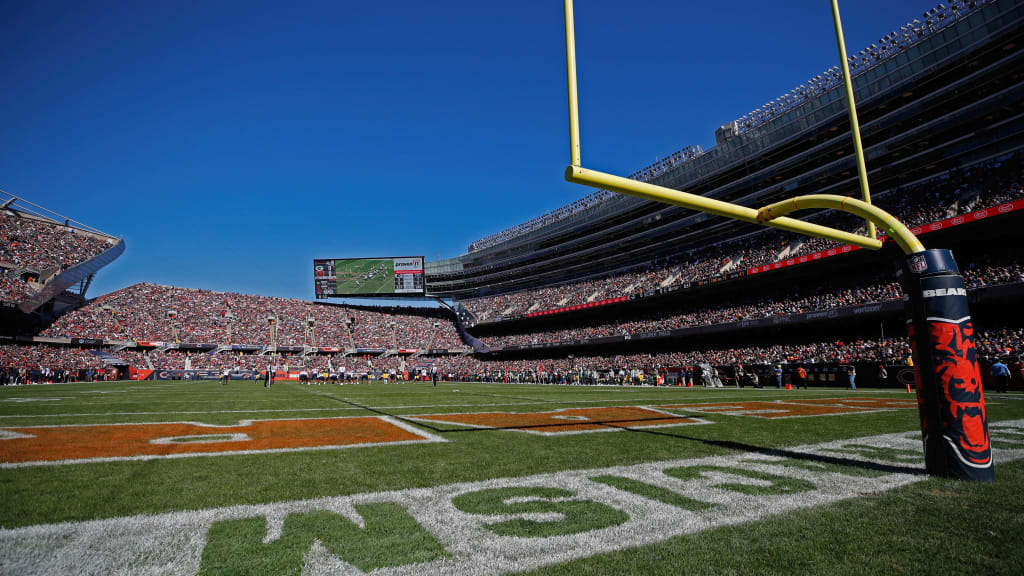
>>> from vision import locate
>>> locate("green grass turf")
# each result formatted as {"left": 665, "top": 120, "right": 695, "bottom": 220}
{"left": 1, "top": 379, "right": 1022, "bottom": 574}
{"left": 516, "top": 458, "right": 1024, "bottom": 576}
{"left": 333, "top": 258, "right": 393, "bottom": 295}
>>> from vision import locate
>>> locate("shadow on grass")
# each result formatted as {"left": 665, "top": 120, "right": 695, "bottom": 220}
{"left": 327, "top": 395, "right": 926, "bottom": 477}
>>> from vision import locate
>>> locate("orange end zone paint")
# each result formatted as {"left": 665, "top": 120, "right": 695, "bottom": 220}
{"left": 0, "top": 417, "right": 431, "bottom": 464}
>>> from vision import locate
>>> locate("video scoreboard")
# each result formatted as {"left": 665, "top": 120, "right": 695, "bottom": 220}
{"left": 314, "top": 256, "right": 425, "bottom": 298}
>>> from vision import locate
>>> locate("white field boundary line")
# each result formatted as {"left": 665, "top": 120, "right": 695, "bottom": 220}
{"left": 0, "top": 420, "right": 1021, "bottom": 576}
{"left": 0, "top": 394, "right": 907, "bottom": 421}
{"left": 407, "top": 405, "right": 715, "bottom": 436}
{"left": 661, "top": 398, "right": 919, "bottom": 420}
{"left": 0, "top": 415, "right": 447, "bottom": 469}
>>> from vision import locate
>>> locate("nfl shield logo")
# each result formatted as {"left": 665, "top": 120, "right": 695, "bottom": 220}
{"left": 909, "top": 255, "right": 927, "bottom": 273}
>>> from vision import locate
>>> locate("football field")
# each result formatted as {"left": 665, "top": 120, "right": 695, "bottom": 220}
{"left": 1, "top": 379, "right": 1023, "bottom": 575}
{"left": 334, "top": 259, "right": 394, "bottom": 295}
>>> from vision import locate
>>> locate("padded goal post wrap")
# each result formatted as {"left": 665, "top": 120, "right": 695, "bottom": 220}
{"left": 900, "top": 249, "right": 994, "bottom": 482}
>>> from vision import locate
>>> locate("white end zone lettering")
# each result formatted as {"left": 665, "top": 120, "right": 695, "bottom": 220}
{"left": 2, "top": 420, "right": 1023, "bottom": 575}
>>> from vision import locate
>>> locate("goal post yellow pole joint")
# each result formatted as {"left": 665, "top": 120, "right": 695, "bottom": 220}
{"left": 562, "top": 0, "right": 923, "bottom": 256}
{"left": 565, "top": 166, "right": 886, "bottom": 251}
{"left": 756, "top": 194, "right": 924, "bottom": 255}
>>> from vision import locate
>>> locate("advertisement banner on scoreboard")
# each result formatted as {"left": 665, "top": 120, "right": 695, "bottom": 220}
{"left": 393, "top": 257, "right": 423, "bottom": 274}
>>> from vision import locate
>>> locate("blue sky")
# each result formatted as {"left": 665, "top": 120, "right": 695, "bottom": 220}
{"left": 0, "top": 0, "right": 940, "bottom": 302}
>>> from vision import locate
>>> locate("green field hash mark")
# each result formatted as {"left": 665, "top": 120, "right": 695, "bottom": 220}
{"left": 590, "top": 475, "right": 713, "bottom": 511}
{"left": 199, "top": 502, "right": 447, "bottom": 575}
{"left": 664, "top": 465, "right": 816, "bottom": 496}
{"left": 451, "top": 486, "right": 628, "bottom": 537}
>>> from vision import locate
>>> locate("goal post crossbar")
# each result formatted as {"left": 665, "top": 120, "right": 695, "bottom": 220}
{"left": 561, "top": 0, "right": 924, "bottom": 256}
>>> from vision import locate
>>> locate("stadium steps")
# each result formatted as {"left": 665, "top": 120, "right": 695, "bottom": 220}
{"left": 660, "top": 273, "right": 680, "bottom": 288}
{"left": 87, "top": 350, "right": 128, "bottom": 367}
{"left": 34, "top": 264, "right": 60, "bottom": 284}
{"left": 419, "top": 333, "right": 436, "bottom": 355}
{"left": 155, "top": 343, "right": 176, "bottom": 353}
{"left": 214, "top": 345, "right": 231, "bottom": 354}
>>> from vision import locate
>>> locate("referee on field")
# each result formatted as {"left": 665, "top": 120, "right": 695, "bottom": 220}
{"left": 431, "top": 365, "right": 438, "bottom": 387}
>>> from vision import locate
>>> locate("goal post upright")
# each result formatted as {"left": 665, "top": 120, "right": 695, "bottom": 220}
{"left": 831, "top": 0, "right": 877, "bottom": 241}
{"left": 560, "top": 0, "right": 993, "bottom": 481}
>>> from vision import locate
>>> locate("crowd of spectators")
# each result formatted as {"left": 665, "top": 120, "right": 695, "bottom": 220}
{"left": 6, "top": 324, "right": 1023, "bottom": 385}
{"left": 0, "top": 345, "right": 110, "bottom": 384}
{"left": 465, "top": 0, "right": 988, "bottom": 258}
{"left": 477, "top": 258, "right": 1024, "bottom": 348}
{"left": 977, "top": 327, "right": 1024, "bottom": 361}
{"left": 963, "top": 259, "right": 1024, "bottom": 289}
{"left": 733, "top": 0, "right": 986, "bottom": 134}
{"left": 0, "top": 270, "right": 34, "bottom": 303}
{"left": 0, "top": 211, "right": 116, "bottom": 303}
{"left": 479, "top": 280, "right": 905, "bottom": 348}
{"left": 40, "top": 283, "right": 465, "bottom": 350}
{"left": 461, "top": 157, "right": 1023, "bottom": 323}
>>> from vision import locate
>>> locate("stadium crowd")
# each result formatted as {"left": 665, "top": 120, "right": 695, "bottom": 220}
{"left": 40, "top": 283, "right": 465, "bottom": 350}
{"left": 476, "top": 258, "right": 1023, "bottom": 348}
{"left": 462, "top": 157, "right": 1023, "bottom": 322}
{"left": 0, "top": 211, "right": 115, "bottom": 303}
{"left": 5, "top": 328, "right": 1022, "bottom": 386}
{"left": 0, "top": 345, "right": 110, "bottom": 385}
{"left": 464, "top": 0, "right": 987, "bottom": 256}
{"left": 733, "top": 0, "right": 984, "bottom": 134}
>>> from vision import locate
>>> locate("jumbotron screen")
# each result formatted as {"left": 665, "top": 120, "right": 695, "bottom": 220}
{"left": 314, "top": 256, "right": 425, "bottom": 298}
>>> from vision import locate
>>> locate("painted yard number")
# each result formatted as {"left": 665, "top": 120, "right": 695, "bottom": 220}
{"left": 199, "top": 465, "right": 812, "bottom": 575}
{"left": 200, "top": 503, "right": 446, "bottom": 574}
{"left": 6, "top": 423, "right": 1023, "bottom": 576}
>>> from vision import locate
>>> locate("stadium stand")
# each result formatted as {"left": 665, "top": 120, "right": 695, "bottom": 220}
{"left": 474, "top": 259, "right": 1023, "bottom": 349}
{"left": 5, "top": 0, "right": 1023, "bottom": 395}
{"left": 41, "top": 283, "right": 465, "bottom": 350}
{"left": 461, "top": 162, "right": 1023, "bottom": 323}
{"left": 0, "top": 193, "right": 123, "bottom": 316}
{"left": 5, "top": 327, "right": 1023, "bottom": 387}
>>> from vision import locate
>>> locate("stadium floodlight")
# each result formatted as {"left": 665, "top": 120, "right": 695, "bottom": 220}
{"left": 561, "top": 0, "right": 991, "bottom": 481}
